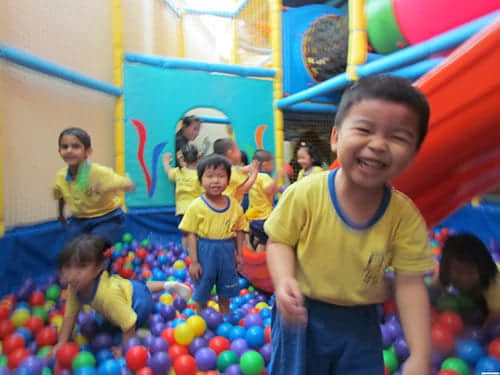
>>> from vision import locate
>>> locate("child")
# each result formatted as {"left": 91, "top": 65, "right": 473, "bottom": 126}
{"left": 264, "top": 75, "right": 435, "bottom": 375}
{"left": 246, "top": 149, "right": 282, "bottom": 252}
{"left": 53, "top": 128, "right": 135, "bottom": 244}
{"left": 163, "top": 144, "right": 203, "bottom": 248}
{"left": 295, "top": 141, "right": 323, "bottom": 181}
{"left": 51, "top": 234, "right": 191, "bottom": 358}
{"left": 179, "top": 154, "right": 248, "bottom": 314}
{"left": 213, "top": 138, "right": 258, "bottom": 204}
{"left": 437, "top": 233, "right": 499, "bottom": 326}
{"left": 176, "top": 115, "right": 202, "bottom": 166}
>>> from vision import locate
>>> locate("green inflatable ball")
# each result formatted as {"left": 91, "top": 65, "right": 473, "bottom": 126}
{"left": 72, "top": 351, "right": 96, "bottom": 371}
{"left": 383, "top": 348, "right": 399, "bottom": 374}
{"left": 240, "top": 350, "right": 265, "bottom": 375}
{"left": 37, "top": 346, "right": 52, "bottom": 358}
{"left": 441, "top": 357, "right": 470, "bottom": 375}
{"left": 31, "top": 306, "right": 48, "bottom": 323}
{"left": 0, "top": 355, "right": 7, "bottom": 368}
{"left": 45, "top": 285, "right": 61, "bottom": 301}
{"left": 42, "top": 368, "right": 53, "bottom": 375}
{"left": 437, "top": 295, "right": 460, "bottom": 312}
{"left": 216, "top": 350, "right": 238, "bottom": 372}
{"left": 122, "top": 233, "right": 133, "bottom": 243}
{"left": 140, "top": 239, "right": 150, "bottom": 247}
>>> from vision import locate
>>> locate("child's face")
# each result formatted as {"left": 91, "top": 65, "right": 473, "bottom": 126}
{"left": 59, "top": 134, "right": 91, "bottom": 168}
{"left": 60, "top": 263, "right": 101, "bottom": 293}
{"left": 201, "top": 165, "right": 229, "bottom": 196}
{"left": 226, "top": 143, "right": 242, "bottom": 165}
{"left": 448, "top": 259, "right": 481, "bottom": 294}
{"left": 261, "top": 159, "right": 275, "bottom": 173}
{"left": 297, "top": 147, "right": 313, "bottom": 170}
{"left": 331, "top": 99, "right": 419, "bottom": 190}
{"left": 183, "top": 121, "right": 201, "bottom": 141}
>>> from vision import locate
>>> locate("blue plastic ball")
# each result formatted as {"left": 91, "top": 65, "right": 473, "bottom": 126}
{"left": 216, "top": 322, "right": 233, "bottom": 339}
{"left": 456, "top": 339, "right": 484, "bottom": 366}
{"left": 97, "top": 359, "right": 121, "bottom": 375}
{"left": 245, "top": 326, "right": 266, "bottom": 348}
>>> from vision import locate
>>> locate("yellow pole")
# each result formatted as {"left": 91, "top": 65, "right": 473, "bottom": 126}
{"left": 0, "top": 106, "right": 4, "bottom": 236}
{"left": 230, "top": 18, "right": 239, "bottom": 64}
{"left": 111, "top": 0, "right": 126, "bottom": 206}
{"left": 346, "top": 0, "right": 367, "bottom": 80}
{"left": 177, "top": 13, "right": 185, "bottom": 58}
{"left": 269, "top": 0, "right": 284, "bottom": 174}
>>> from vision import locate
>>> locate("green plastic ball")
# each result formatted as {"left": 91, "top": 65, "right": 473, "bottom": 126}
{"left": 0, "top": 355, "right": 7, "bottom": 368}
{"left": 248, "top": 286, "right": 255, "bottom": 292}
{"left": 216, "top": 350, "right": 238, "bottom": 372}
{"left": 383, "top": 348, "right": 399, "bottom": 374}
{"left": 167, "top": 276, "right": 176, "bottom": 282}
{"left": 42, "top": 368, "right": 53, "bottom": 375}
{"left": 456, "top": 294, "right": 476, "bottom": 310}
{"left": 140, "top": 239, "right": 150, "bottom": 247}
{"left": 37, "top": 346, "right": 52, "bottom": 358}
{"left": 239, "top": 350, "right": 265, "bottom": 375}
{"left": 31, "top": 306, "right": 48, "bottom": 323}
{"left": 45, "top": 285, "right": 61, "bottom": 301}
{"left": 437, "top": 295, "right": 460, "bottom": 312}
{"left": 122, "top": 233, "right": 133, "bottom": 243}
{"left": 114, "top": 243, "right": 123, "bottom": 250}
{"left": 441, "top": 357, "right": 470, "bottom": 375}
{"left": 72, "top": 351, "right": 96, "bottom": 371}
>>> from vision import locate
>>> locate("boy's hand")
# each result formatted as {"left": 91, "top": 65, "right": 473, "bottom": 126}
{"left": 49, "top": 342, "right": 64, "bottom": 358}
{"left": 189, "top": 262, "right": 202, "bottom": 281}
{"left": 163, "top": 153, "right": 172, "bottom": 164}
{"left": 275, "top": 277, "right": 307, "bottom": 325}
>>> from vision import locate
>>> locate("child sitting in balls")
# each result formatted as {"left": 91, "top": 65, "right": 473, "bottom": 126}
{"left": 264, "top": 75, "right": 436, "bottom": 375}
{"left": 436, "top": 233, "right": 500, "bottom": 327}
{"left": 179, "top": 154, "right": 248, "bottom": 315}
{"left": 52, "top": 234, "right": 190, "bottom": 358}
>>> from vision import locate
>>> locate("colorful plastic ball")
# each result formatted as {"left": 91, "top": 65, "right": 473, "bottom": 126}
{"left": 173, "top": 354, "right": 197, "bottom": 375}
{"left": 97, "top": 359, "right": 121, "bottom": 375}
{"left": 56, "top": 342, "right": 80, "bottom": 369}
{"left": 259, "top": 343, "right": 272, "bottom": 364}
{"left": 474, "top": 356, "right": 500, "bottom": 374}
{"left": 438, "top": 312, "right": 464, "bottom": 336}
{"left": 36, "top": 346, "right": 52, "bottom": 358}
{"left": 437, "top": 370, "right": 461, "bottom": 375}
{"left": 383, "top": 349, "right": 399, "bottom": 374}
{"left": 45, "top": 285, "right": 61, "bottom": 302}
{"left": 229, "top": 326, "right": 246, "bottom": 341}
{"left": 36, "top": 327, "right": 58, "bottom": 348}
{"left": 168, "top": 344, "right": 188, "bottom": 362}
{"left": 206, "top": 336, "right": 229, "bottom": 356}
{"left": 188, "top": 337, "right": 207, "bottom": 356}
{"left": 245, "top": 326, "right": 265, "bottom": 349}
{"left": 24, "top": 316, "right": 44, "bottom": 335}
{"left": 489, "top": 338, "right": 500, "bottom": 359}
{"left": 205, "top": 311, "right": 223, "bottom": 331}
{"left": 174, "top": 323, "right": 194, "bottom": 346}
{"left": 440, "top": 357, "right": 470, "bottom": 375}
{"left": 437, "top": 296, "right": 460, "bottom": 313}
{"left": 19, "top": 355, "right": 44, "bottom": 375}
{"left": 72, "top": 352, "right": 96, "bottom": 372}
{"left": 0, "top": 305, "right": 10, "bottom": 321}
{"left": 393, "top": 337, "right": 409, "bottom": 361}
{"left": 125, "top": 346, "right": 148, "bottom": 371}
{"left": 173, "top": 260, "right": 185, "bottom": 270}
{"left": 31, "top": 307, "right": 48, "bottom": 323}
{"left": 8, "top": 347, "right": 31, "bottom": 370}
{"left": 224, "top": 364, "right": 243, "bottom": 375}
{"left": 122, "top": 233, "right": 133, "bottom": 243}
{"left": 455, "top": 340, "right": 484, "bottom": 366}
{"left": 244, "top": 314, "right": 263, "bottom": 328}
{"left": 3, "top": 333, "right": 26, "bottom": 355}
{"left": 194, "top": 347, "right": 217, "bottom": 371}
{"left": 216, "top": 350, "right": 238, "bottom": 372}
{"left": 95, "top": 349, "right": 113, "bottom": 364}
{"left": 11, "top": 309, "right": 31, "bottom": 328}
{"left": 230, "top": 338, "right": 249, "bottom": 358}
{"left": 29, "top": 291, "right": 45, "bottom": 307}
{"left": 239, "top": 350, "right": 265, "bottom": 375}
{"left": 432, "top": 324, "right": 455, "bottom": 354}
{"left": 0, "top": 320, "right": 15, "bottom": 339}
{"left": 149, "top": 337, "right": 169, "bottom": 354}
{"left": 74, "top": 366, "right": 97, "bottom": 375}
{"left": 216, "top": 322, "right": 233, "bottom": 339}
{"left": 148, "top": 352, "right": 171, "bottom": 375}
{"left": 186, "top": 315, "right": 206, "bottom": 337}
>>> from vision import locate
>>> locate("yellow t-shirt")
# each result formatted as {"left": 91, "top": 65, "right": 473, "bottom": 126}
{"left": 53, "top": 162, "right": 131, "bottom": 218}
{"left": 248, "top": 172, "right": 274, "bottom": 221}
{"left": 264, "top": 170, "right": 435, "bottom": 306}
{"left": 167, "top": 167, "right": 203, "bottom": 215}
{"left": 224, "top": 166, "right": 248, "bottom": 203}
{"left": 179, "top": 195, "right": 249, "bottom": 239}
{"left": 484, "top": 271, "right": 500, "bottom": 313}
{"left": 64, "top": 271, "right": 136, "bottom": 331}
{"left": 296, "top": 166, "right": 323, "bottom": 182}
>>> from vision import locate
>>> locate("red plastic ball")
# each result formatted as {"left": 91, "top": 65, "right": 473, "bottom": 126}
{"left": 0, "top": 319, "right": 15, "bottom": 339}
{"left": 384, "top": 366, "right": 390, "bottom": 375}
{"left": 383, "top": 300, "right": 398, "bottom": 314}
{"left": 136, "top": 248, "right": 147, "bottom": 260}
{"left": 0, "top": 304, "right": 10, "bottom": 320}
{"left": 3, "top": 333, "right": 26, "bottom": 355}
{"left": 136, "top": 367, "right": 153, "bottom": 375}
{"left": 125, "top": 346, "right": 148, "bottom": 371}
{"left": 437, "top": 370, "right": 460, "bottom": 375}
{"left": 265, "top": 326, "right": 271, "bottom": 343}
{"left": 431, "top": 323, "right": 455, "bottom": 354}
{"left": 168, "top": 344, "right": 189, "bottom": 362}
{"left": 56, "top": 342, "right": 80, "bottom": 369}
{"left": 36, "top": 326, "right": 58, "bottom": 348}
{"left": 161, "top": 327, "right": 176, "bottom": 346}
{"left": 29, "top": 291, "right": 46, "bottom": 307}
{"left": 208, "top": 336, "right": 231, "bottom": 355}
{"left": 239, "top": 289, "right": 250, "bottom": 297}
{"left": 488, "top": 337, "right": 500, "bottom": 359}
{"left": 437, "top": 311, "right": 463, "bottom": 336}
{"left": 7, "top": 347, "right": 31, "bottom": 370}
{"left": 173, "top": 354, "right": 197, "bottom": 375}
{"left": 24, "top": 316, "right": 44, "bottom": 334}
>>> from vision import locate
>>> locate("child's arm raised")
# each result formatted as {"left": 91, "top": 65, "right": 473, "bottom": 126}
{"left": 263, "top": 166, "right": 286, "bottom": 196}
{"left": 394, "top": 272, "right": 431, "bottom": 375}
{"left": 186, "top": 232, "right": 201, "bottom": 281}
{"left": 235, "top": 160, "right": 259, "bottom": 198}
{"left": 267, "top": 240, "right": 307, "bottom": 324}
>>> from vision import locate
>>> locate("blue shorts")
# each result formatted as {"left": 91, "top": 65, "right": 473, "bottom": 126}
{"left": 131, "top": 280, "right": 154, "bottom": 327}
{"left": 269, "top": 298, "right": 384, "bottom": 375}
{"left": 67, "top": 208, "right": 124, "bottom": 244}
{"left": 193, "top": 238, "right": 239, "bottom": 304}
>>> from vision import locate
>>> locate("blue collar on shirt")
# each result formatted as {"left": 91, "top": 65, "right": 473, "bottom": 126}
{"left": 201, "top": 194, "right": 230, "bottom": 213}
{"left": 65, "top": 161, "right": 90, "bottom": 181}
{"left": 76, "top": 269, "right": 103, "bottom": 305}
{"left": 328, "top": 169, "right": 391, "bottom": 230}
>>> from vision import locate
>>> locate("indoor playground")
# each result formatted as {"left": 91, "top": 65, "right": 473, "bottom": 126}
{"left": 1, "top": 0, "right": 500, "bottom": 374}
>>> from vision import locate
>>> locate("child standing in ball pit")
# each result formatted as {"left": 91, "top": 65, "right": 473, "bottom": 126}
{"left": 265, "top": 75, "right": 436, "bottom": 375}
{"left": 51, "top": 234, "right": 191, "bottom": 358}
{"left": 436, "top": 233, "right": 500, "bottom": 326}
{"left": 53, "top": 127, "right": 135, "bottom": 245}
{"left": 295, "top": 141, "right": 323, "bottom": 182}
{"left": 179, "top": 154, "right": 248, "bottom": 315}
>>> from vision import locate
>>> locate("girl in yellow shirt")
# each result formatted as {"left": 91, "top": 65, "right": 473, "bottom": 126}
{"left": 296, "top": 141, "right": 323, "bottom": 181}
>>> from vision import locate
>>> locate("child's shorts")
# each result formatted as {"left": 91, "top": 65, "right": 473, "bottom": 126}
{"left": 269, "top": 297, "right": 384, "bottom": 375}
{"left": 250, "top": 220, "right": 268, "bottom": 247}
{"left": 67, "top": 208, "right": 124, "bottom": 244}
{"left": 193, "top": 237, "right": 239, "bottom": 304}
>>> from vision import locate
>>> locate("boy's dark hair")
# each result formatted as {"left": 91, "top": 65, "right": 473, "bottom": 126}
{"left": 240, "top": 151, "right": 249, "bottom": 166}
{"left": 182, "top": 115, "right": 201, "bottom": 128}
{"left": 297, "top": 141, "right": 322, "bottom": 167}
{"left": 58, "top": 127, "right": 92, "bottom": 149}
{"left": 439, "top": 233, "right": 498, "bottom": 290}
{"left": 58, "top": 234, "right": 111, "bottom": 269}
{"left": 253, "top": 149, "right": 274, "bottom": 163}
{"left": 213, "top": 138, "right": 235, "bottom": 156}
{"left": 334, "top": 75, "right": 430, "bottom": 148}
{"left": 181, "top": 144, "right": 199, "bottom": 165}
{"left": 197, "top": 154, "right": 232, "bottom": 183}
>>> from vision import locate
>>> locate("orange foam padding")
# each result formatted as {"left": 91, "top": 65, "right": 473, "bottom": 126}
{"left": 239, "top": 246, "right": 274, "bottom": 293}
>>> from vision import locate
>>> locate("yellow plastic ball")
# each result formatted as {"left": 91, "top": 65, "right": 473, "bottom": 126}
{"left": 11, "top": 308, "right": 30, "bottom": 327}
{"left": 159, "top": 293, "right": 174, "bottom": 305}
{"left": 44, "top": 300, "right": 56, "bottom": 311}
{"left": 207, "top": 301, "right": 219, "bottom": 311}
{"left": 173, "top": 260, "right": 186, "bottom": 270}
{"left": 187, "top": 315, "right": 206, "bottom": 337}
{"left": 128, "top": 252, "right": 135, "bottom": 259}
{"left": 174, "top": 323, "right": 194, "bottom": 345}
{"left": 255, "top": 302, "right": 270, "bottom": 310}
{"left": 74, "top": 333, "right": 88, "bottom": 345}
{"left": 82, "top": 305, "right": 92, "bottom": 313}
{"left": 50, "top": 315, "right": 63, "bottom": 331}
